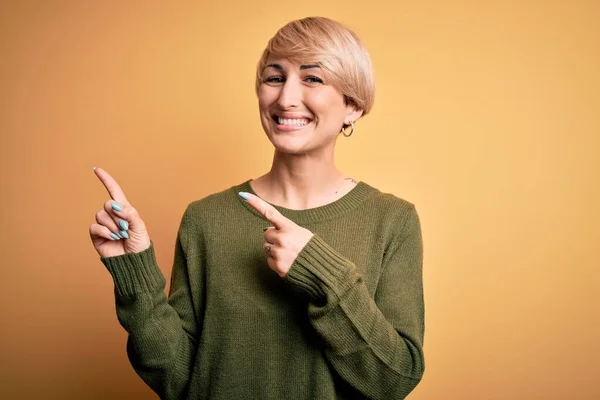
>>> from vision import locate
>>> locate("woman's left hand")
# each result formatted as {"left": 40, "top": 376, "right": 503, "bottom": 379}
{"left": 240, "top": 192, "right": 314, "bottom": 277}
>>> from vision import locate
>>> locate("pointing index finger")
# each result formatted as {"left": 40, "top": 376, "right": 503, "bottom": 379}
{"left": 94, "top": 167, "right": 129, "bottom": 204}
{"left": 240, "top": 192, "right": 288, "bottom": 230}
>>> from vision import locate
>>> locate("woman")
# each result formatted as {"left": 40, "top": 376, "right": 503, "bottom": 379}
{"left": 90, "top": 17, "right": 424, "bottom": 399}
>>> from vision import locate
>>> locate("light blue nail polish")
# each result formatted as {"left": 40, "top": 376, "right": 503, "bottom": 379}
{"left": 111, "top": 202, "right": 123, "bottom": 212}
{"left": 238, "top": 192, "right": 250, "bottom": 200}
{"left": 119, "top": 219, "right": 129, "bottom": 231}
{"left": 120, "top": 230, "right": 129, "bottom": 239}
{"left": 110, "top": 232, "right": 120, "bottom": 240}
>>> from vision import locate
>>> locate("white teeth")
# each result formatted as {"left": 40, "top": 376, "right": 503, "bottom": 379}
{"left": 277, "top": 117, "right": 310, "bottom": 126}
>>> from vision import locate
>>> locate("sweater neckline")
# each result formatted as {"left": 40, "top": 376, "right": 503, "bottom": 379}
{"left": 233, "top": 179, "right": 378, "bottom": 225}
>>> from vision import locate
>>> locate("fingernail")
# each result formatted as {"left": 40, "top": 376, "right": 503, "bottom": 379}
{"left": 111, "top": 202, "right": 123, "bottom": 212}
{"left": 110, "top": 232, "right": 120, "bottom": 240}
{"left": 118, "top": 219, "right": 129, "bottom": 231}
{"left": 238, "top": 192, "right": 251, "bottom": 200}
{"left": 120, "top": 230, "right": 129, "bottom": 239}
{"left": 93, "top": 166, "right": 97, "bottom": 171}
{"left": 263, "top": 227, "right": 270, "bottom": 231}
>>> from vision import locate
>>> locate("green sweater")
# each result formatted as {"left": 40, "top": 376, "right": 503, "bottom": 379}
{"left": 101, "top": 179, "right": 425, "bottom": 399}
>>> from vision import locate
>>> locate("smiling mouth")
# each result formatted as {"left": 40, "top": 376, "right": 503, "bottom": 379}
{"left": 272, "top": 115, "right": 313, "bottom": 127}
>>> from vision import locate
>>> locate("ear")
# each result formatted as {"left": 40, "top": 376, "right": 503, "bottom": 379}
{"left": 344, "top": 107, "right": 364, "bottom": 125}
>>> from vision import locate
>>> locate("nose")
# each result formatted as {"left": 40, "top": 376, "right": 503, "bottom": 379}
{"left": 277, "top": 77, "right": 302, "bottom": 109}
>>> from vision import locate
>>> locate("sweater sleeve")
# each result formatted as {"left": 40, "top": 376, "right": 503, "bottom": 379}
{"left": 100, "top": 208, "right": 199, "bottom": 400}
{"left": 285, "top": 204, "right": 425, "bottom": 399}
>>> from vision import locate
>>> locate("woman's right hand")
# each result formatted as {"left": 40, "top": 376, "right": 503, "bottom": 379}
{"left": 89, "top": 167, "right": 151, "bottom": 258}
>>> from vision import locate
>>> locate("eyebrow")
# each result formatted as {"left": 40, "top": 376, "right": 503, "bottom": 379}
{"left": 264, "top": 63, "right": 321, "bottom": 71}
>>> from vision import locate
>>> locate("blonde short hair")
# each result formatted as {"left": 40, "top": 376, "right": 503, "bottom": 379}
{"left": 255, "top": 17, "right": 375, "bottom": 115}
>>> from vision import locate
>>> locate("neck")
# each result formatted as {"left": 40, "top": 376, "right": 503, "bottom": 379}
{"left": 252, "top": 150, "right": 355, "bottom": 210}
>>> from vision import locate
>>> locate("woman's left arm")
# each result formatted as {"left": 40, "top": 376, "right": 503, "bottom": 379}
{"left": 286, "top": 205, "right": 425, "bottom": 399}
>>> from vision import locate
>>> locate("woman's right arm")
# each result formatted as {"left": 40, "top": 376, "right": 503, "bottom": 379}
{"left": 102, "top": 227, "right": 198, "bottom": 399}
{"left": 89, "top": 168, "right": 198, "bottom": 399}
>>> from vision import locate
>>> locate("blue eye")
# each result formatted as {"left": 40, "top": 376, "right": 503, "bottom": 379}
{"left": 305, "top": 76, "right": 323, "bottom": 84}
{"left": 265, "top": 76, "right": 284, "bottom": 83}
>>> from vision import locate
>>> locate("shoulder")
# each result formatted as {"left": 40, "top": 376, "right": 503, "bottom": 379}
{"left": 187, "top": 186, "right": 235, "bottom": 213}
{"left": 362, "top": 182, "right": 418, "bottom": 218}
{"left": 178, "top": 181, "right": 243, "bottom": 229}
{"left": 358, "top": 182, "right": 421, "bottom": 240}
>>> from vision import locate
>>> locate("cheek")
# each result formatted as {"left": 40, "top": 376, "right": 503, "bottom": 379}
{"left": 258, "top": 85, "right": 275, "bottom": 111}
{"left": 310, "top": 89, "right": 346, "bottom": 118}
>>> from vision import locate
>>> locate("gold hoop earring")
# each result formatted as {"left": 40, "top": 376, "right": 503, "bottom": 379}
{"left": 341, "top": 121, "right": 354, "bottom": 137}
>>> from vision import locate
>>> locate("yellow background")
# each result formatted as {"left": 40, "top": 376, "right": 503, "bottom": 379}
{"left": 1, "top": 1, "right": 598, "bottom": 398}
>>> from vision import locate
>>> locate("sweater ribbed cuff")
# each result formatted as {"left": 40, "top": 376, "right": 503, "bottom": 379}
{"left": 100, "top": 241, "right": 166, "bottom": 298}
{"left": 286, "top": 234, "right": 356, "bottom": 303}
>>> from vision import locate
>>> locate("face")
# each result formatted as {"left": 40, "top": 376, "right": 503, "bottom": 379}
{"left": 258, "top": 58, "right": 362, "bottom": 155}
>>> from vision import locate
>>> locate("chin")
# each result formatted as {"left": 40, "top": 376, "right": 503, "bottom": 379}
{"left": 270, "top": 141, "right": 309, "bottom": 155}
